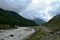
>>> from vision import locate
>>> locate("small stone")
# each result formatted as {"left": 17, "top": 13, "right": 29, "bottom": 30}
{"left": 10, "top": 35, "right": 14, "bottom": 37}
{"left": 57, "top": 32, "right": 60, "bottom": 34}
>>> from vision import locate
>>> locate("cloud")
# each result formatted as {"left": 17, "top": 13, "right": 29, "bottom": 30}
{"left": 0, "top": 0, "right": 32, "bottom": 12}
{"left": 0, "top": 0, "right": 60, "bottom": 22}
{"left": 48, "top": 1, "right": 60, "bottom": 16}
{"left": 19, "top": 0, "right": 60, "bottom": 22}
{"left": 44, "top": 1, "right": 60, "bottom": 21}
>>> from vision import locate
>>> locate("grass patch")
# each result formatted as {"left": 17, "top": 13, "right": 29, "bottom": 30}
{"left": 28, "top": 31, "right": 47, "bottom": 40}
{"left": 0, "top": 24, "right": 17, "bottom": 30}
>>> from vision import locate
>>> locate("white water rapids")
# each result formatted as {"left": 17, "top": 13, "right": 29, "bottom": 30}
{"left": 0, "top": 27, "right": 35, "bottom": 40}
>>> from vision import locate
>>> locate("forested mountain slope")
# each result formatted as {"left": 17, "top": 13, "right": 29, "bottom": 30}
{"left": 0, "top": 8, "right": 38, "bottom": 27}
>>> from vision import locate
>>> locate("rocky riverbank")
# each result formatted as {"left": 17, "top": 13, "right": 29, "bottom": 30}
{"left": 0, "top": 27, "right": 35, "bottom": 40}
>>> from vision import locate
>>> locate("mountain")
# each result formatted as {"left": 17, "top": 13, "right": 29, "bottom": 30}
{"left": 42, "top": 14, "right": 60, "bottom": 31}
{"left": 0, "top": 8, "right": 38, "bottom": 27}
{"left": 43, "top": 14, "right": 60, "bottom": 26}
{"left": 28, "top": 14, "right": 60, "bottom": 40}
{"left": 33, "top": 18, "right": 46, "bottom": 25}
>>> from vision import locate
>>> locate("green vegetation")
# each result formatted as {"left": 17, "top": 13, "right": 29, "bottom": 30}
{"left": 0, "top": 24, "right": 17, "bottom": 30}
{"left": 28, "top": 29, "right": 60, "bottom": 40}
{"left": 28, "top": 14, "right": 60, "bottom": 40}
{"left": 28, "top": 31, "right": 47, "bottom": 40}
{"left": 42, "top": 14, "right": 60, "bottom": 31}
{"left": 0, "top": 8, "right": 38, "bottom": 29}
{"left": 0, "top": 8, "right": 38, "bottom": 26}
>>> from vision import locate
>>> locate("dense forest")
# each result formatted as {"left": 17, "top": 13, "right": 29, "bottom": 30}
{"left": 0, "top": 8, "right": 38, "bottom": 29}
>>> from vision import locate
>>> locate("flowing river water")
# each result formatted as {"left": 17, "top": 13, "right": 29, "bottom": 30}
{"left": 0, "top": 27, "right": 35, "bottom": 40}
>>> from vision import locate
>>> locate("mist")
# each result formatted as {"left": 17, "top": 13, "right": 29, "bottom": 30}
{"left": 0, "top": 0, "right": 60, "bottom": 22}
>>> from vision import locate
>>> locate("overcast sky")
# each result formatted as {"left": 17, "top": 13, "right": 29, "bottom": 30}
{"left": 0, "top": 0, "right": 60, "bottom": 22}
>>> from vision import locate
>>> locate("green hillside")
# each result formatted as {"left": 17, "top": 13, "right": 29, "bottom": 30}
{"left": 42, "top": 14, "right": 60, "bottom": 31}
{"left": 0, "top": 8, "right": 38, "bottom": 29}
{"left": 28, "top": 14, "right": 60, "bottom": 40}
{"left": 43, "top": 14, "right": 60, "bottom": 26}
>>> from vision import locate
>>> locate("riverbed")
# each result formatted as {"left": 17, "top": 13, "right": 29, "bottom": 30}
{"left": 0, "top": 27, "right": 35, "bottom": 40}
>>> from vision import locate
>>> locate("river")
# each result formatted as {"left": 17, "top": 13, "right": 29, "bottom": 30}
{"left": 0, "top": 27, "right": 35, "bottom": 40}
